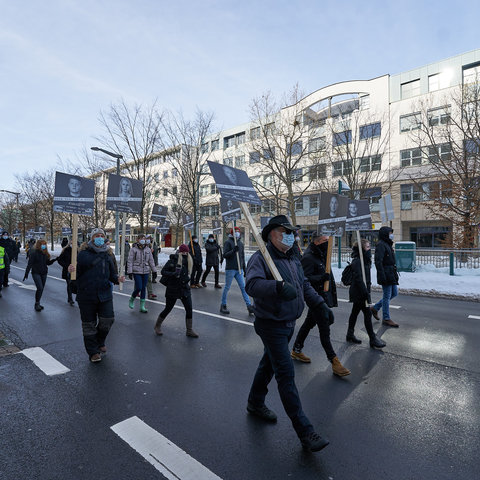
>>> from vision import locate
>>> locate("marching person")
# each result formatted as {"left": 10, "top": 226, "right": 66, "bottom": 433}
{"left": 154, "top": 244, "right": 198, "bottom": 338}
{"left": 14, "top": 238, "right": 21, "bottom": 262}
{"left": 23, "top": 239, "right": 57, "bottom": 311}
{"left": 0, "top": 231, "right": 17, "bottom": 287}
{"left": 201, "top": 233, "right": 222, "bottom": 288}
{"left": 68, "top": 228, "right": 125, "bottom": 363}
{"left": 57, "top": 240, "right": 75, "bottom": 305}
{"left": 220, "top": 227, "right": 254, "bottom": 316}
{"left": 346, "top": 239, "right": 386, "bottom": 348}
{"left": 151, "top": 237, "right": 160, "bottom": 283}
{"left": 0, "top": 244, "right": 9, "bottom": 298}
{"left": 290, "top": 233, "right": 350, "bottom": 376}
{"left": 245, "top": 215, "right": 333, "bottom": 453}
{"left": 127, "top": 233, "right": 156, "bottom": 313}
{"left": 145, "top": 235, "right": 157, "bottom": 299}
{"left": 189, "top": 235, "right": 203, "bottom": 288}
{"left": 371, "top": 226, "right": 400, "bottom": 327}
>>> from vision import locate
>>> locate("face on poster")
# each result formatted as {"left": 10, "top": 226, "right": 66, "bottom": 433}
{"left": 183, "top": 213, "right": 194, "bottom": 230}
{"left": 212, "top": 219, "right": 222, "bottom": 231}
{"left": 106, "top": 174, "right": 143, "bottom": 214}
{"left": 150, "top": 204, "right": 168, "bottom": 222}
{"left": 220, "top": 198, "right": 241, "bottom": 223}
{"left": 207, "top": 161, "right": 261, "bottom": 205}
{"left": 317, "top": 193, "right": 348, "bottom": 237}
{"left": 53, "top": 172, "right": 95, "bottom": 216}
{"left": 157, "top": 220, "right": 170, "bottom": 234}
{"left": 346, "top": 199, "right": 372, "bottom": 231}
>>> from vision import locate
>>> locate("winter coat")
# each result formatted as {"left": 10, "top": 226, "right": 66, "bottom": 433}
{"left": 375, "top": 226, "right": 398, "bottom": 286}
{"left": 76, "top": 245, "right": 119, "bottom": 302}
{"left": 204, "top": 240, "right": 222, "bottom": 266}
{"left": 223, "top": 236, "right": 246, "bottom": 271}
{"left": 0, "top": 237, "right": 16, "bottom": 261}
{"left": 127, "top": 243, "right": 156, "bottom": 275}
{"left": 301, "top": 242, "right": 338, "bottom": 308}
{"left": 57, "top": 245, "right": 72, "bottom": 279}
{"left": 161, "top": 253, "right": 192, "bottom": 299}
{"left": 188, "top": 241, "right": 203, "bottom": 266}
{"left": 0, "top": 247, "right": 9, "bottom": 271}
{"left": 25, "top": 249, "right": 56, "bottom": 277}
{"left": 151, "top": 243, "right": 159, "bottom": 265}
{"left": 246, "top": 242, "right": 324, "bottom": 325}
{"left": 61, "top": 238, "right": 68, "bottom": 248}
{"left": 107, "top": 248, "right": 118, "bottom": 276}
{"left": 349, "top": 246, "right": 372, "bottom": 304}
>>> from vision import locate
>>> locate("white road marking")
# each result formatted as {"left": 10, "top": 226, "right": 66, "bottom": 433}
{"left": 338, "top": 297, "right": 401, "bottom": 309}
{"left": 20, "top": 347, "right": 70, "bottom": 376}
{"left": 9, "top": 278, "right": 37, "bottom": 290}
{"left": 468, "top": 315, "right": 480, "bottom": 320}
{"left": 111, "top": 416, "right": 222, "bottom": 480}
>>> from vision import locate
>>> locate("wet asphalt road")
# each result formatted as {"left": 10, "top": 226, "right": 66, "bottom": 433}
{"left": 0, "top": 255, "right": 479, "bottom": 480}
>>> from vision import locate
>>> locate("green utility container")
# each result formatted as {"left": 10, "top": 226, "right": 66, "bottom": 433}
{"left": 395, "top": 241, "right": 416, "bottom": 272}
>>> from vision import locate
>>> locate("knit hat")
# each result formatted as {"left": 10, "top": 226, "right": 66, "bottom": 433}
{"left": 229, "top": 227, "right": 241, "bottom": 235}
{"left": 178, "top": 244, "right": 189, "bottom": 253}
{"left": 90, "top": 228, "right": 105, "bottom": 237}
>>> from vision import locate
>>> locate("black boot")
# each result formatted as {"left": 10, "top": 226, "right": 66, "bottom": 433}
{"left": 370, "top": 335, "right": 386, "bottom": 349}
{"left": 34, "top": 303, "right": 42, "bottom": 312}
{"left": 220, "top": 304, "right": 230, "bottom": 314}
{"left": 346, "top": 329, "right": 362, "bottom": 344}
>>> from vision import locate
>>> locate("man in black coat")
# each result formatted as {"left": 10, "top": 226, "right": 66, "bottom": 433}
{"left": 188, "top": 235, "right": 203, "bottom": 288}
{"left": 290, "top": 233, "right": 350, "bottom": 376}
{"left": 0, "top": 231, "right": 17, "bottom": 287}
{"left": 371, "top": 226, "right": 399, "bottom": 327}
{"left": 201, "top": 233, "right": 222, "bottom": 288}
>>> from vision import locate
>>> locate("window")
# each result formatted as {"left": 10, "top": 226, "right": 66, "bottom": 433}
{"left": 172, "top": 186, "right": 178, "bottom": 195}
{"left": 172, "top": 168, "right": 178, "bottom": 177}
{"left": 364, "top": 187, "right": 382, "bottom": 211}
{"left": 250, "top": 175, "right": 261, "bottom": 186}
{"left": 264, "top": 123, "right": 275, "bottom": 136}
{"left": 249, "top": 151, "right": 260, "bottom": 164}
{"left": 223, "top": 135, "right": 235, "bottom": 149}
{"left": 308, "top": 137, "right": 326, "bottom": 153}
{"left": 250, "top": 126, "right": 260, "bottom": 140}
{"left": 249, "top": 203, "right": 261, "bottom": 214}
{"left": 400, "top": 113, "right": 422, "bottom": 132}
{"left": 287, "top": 141, "right": 302, "bottom": 156}
{"left": 224, "top": 157, "right": 233, "bottom": 166}
{"left": 463, "top": 63, "right": 480, "bottom": 85}
{"left": 428, "top": 106, "right": 450, "bottom": 126}
{"left": 401, "top": 148, "right": 422, "bottom": 167}
{"left": 295, "top": 197, "right": 304, "bottom": 212}
{"left": 333, "top": 130, "right": 352, "bottom": 146}
{"left": 291, "top": 168, "right": 303, "bottom": 182}
{"left": 309, "top": 164, "right": 326, "bottom": 181}
{"left": 309, "top": 195, "right": 319, "bottom": 213}
{"left": 210, "top": 205, "right": 219, "bottom": 216}
{"left": 263, "top": 174, "right": 274, "bottom": 187}
{"left": 163, "top": 188, "right": 168, "bottom": 196}
{"left": 401, "top": 79, "right": 420, "bottom": 99}
{"left": 359, "top": 94, "right": 370, "bottom": 110}
{"left": 211, "top": 139, "right": 219, "bottom": 151}
{"left": 263, "top": 147, "right": 275, "bottom": 160}
{"left": 154, "top": 189, "right": 160, "bottom": 198}
{"left": 163, "top": 171, "right": 169, "bottom": 179}
{"left": 359, "top": 122, "right": 381, "bottom": 140}
{"left": 360, "top": 155, "right": 382, "bottom": 172}
{"left": 199, "top": 185, "right": 209, "bottom": 197}
{"left": 235, "top": 155, "right": 245, "bottom": 168}
{"left": 210, "top": 184, "right": 218, "bottom": 195}
{"left": 428, "top": 181, "right": 453, "bottom": 203}
{"left": 400, "top": 183, "right": 428, "bottom": 209}
{"left": 262, "top": 199, "right": 275, "bottom": 213}
{"left": 464, "top": 138, "right": 480, "bottom": 158}
{"left": 200, "top": 206, "right": 210, "bottom": 217}
{"left": 410, "top": 226, "right": 450, "bottom": 248}
{"left": 201, "top": 142, "right": 209, "bottom": 154}
{"left": 333, "top": 160, "right": 352, "bottom": 176}
{"left": 236, "top": 132, "right": 245, "bottom": 145}
{"left": 428, "top": 143, "right": 451, "bottom": 163}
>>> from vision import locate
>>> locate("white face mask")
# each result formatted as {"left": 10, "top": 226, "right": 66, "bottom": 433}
{"left": 193, "top": 239, "right": 198, "bottom": 243}
{"left": 234, "top": 232, "right": 241, "bottom": 239}
{"left": 139, "top": 239, "right": 146, "bottom": 245}
{"left": 389, "top": 233, "right": 394, "bottom": 241}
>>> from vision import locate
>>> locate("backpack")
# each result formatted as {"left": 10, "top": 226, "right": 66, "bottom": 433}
{"left": 341, "top": 263, "right": 353, "bottom": 286}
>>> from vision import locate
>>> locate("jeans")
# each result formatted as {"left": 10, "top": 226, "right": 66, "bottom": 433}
{"left": 159, "top": 294, "right": 193, "bottom": 319}
{"left": 221, "top": 269, "right": 251, "bottom": 306}
{"left": 373, "top": 284, "right": 398, "bottom": 320}
{"left": 293, "top": 309, "right": 336, "bottom": 362}
{"left": 32, "top": 273, "right": 47, "bottom": 303}
{"left": 132, "top": 273, "right": 149, "bottom": 299}
{"left": 248, "top": 319, "right": 314, "bottom": 438}
{"left": 201, "top": 265, "right": 219, "bottom": 285}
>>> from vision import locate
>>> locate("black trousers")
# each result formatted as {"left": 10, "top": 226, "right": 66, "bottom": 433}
{"left": 159, "top": 294, "right": 193, "bottom": 319}
{"left": 348, "top": 302, "right": 375, "bottom": 338}
{"left": 201, "top": 265, "right": 219, "bottom": 284}
{"left": 65, "top": 276, "right": 73, "bottom": 302}
{"left": 32, "top": 273, "right": 47, "bottom": 304}
{"left": 190, "top": 264, "right": 203, "bottom": 285}
{"left": 0, "top": 269, "right": 4, "bottom": 291}
{"left": 3, "top": 269, "right": 9, "bottom": 287}
{"left": 293, "top": 308, "right": 336, "bottom": 362}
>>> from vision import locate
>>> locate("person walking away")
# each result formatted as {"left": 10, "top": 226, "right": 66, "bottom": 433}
{"left": 26, "top": 238, "right": 36, "bottom": 259}
{"left": 13, "top": 238, "right": 21, "bottom": 262}
{"left": 23, "top": 239, "right": 57, "bottom": 311}
{"left": 145, "top": 235, "right": 157, "bottom": 299}
{"left": 123, "top": 238, "right": 130, "bottom": 275}
{"left": 0, "top": 231, "right": 17, "bottom": 287}
{"left": 0, "top": 245, "right": 9, "bottom": 299}
{"left": 61, "top": 237, "right": 68, "bottom": 248}
{"left": 154, "top": 244, "right": 198, "bottom": 338}
{"left": 245, "top": 215, "right": 333, "bottom": 452}
{"left": 57, "top": 240, "right": 75, "bottom": 305}
{"left": 68, "top": 228, "right": 125, "bottom": 363}
{"left": 151, "top": 239, "right": 160, "bottom": 283}
{"left": 290, "top": 233, "right": 350, "bottom": 376}
{"left": 201, "top": 234, "right": 222, "bottom": 288}
{"left": 346, "top": 239, "right": 386, "bottom": 348}
{"left": 189, "top": 235, "right": 203, "bottom": 288}
{"left": 371, "top": 226, "right": 399, "bottom": 327}
{"left": 127, "top": 234, "right": 156, "bottom": 313}
{"left": 220, "top": 227, "right": 254, "bottom": 316}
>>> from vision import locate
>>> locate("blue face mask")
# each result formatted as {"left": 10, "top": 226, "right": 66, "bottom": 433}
{"left": 94, "top": 237, "right": 105, "bottom": 246}
{"left": 139, "top": 239, "right": 146, "bottom": 245}
{"left": 41, "top": 244, "right": 47, "bottom": 250}
{"left": 281, "top": 232, "right": 295, "bottom": 248}
{"left": 208, "top": 238, "right": 214, "bottom": 242}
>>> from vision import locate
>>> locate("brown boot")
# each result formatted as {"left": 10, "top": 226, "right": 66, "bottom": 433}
{"left": 331, "top": 356, "right": 350, "bottom": 376}
{"left": 185, "top": 318, "right": 198, "bottom": 338}
{"left": 154, "top": 315, "right": 164, "bottom": 336}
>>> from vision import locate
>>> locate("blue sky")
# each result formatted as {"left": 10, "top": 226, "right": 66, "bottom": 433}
{"left": 1, "top": 0, "right": 479, "bottom": 192}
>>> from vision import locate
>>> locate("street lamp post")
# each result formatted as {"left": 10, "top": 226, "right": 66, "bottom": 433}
{"left": 91, "top": 147, "right": 123, "bottom": 255}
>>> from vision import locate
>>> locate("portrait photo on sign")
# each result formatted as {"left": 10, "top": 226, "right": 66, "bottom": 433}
{"left": 317, "top": 193, "right": 348, "bottom": 237}
{"left": 106, "top": 174, "right": 143, "bottom": 214}
{"left": 53, "top": 171, "right": 95, "bottom": 216}
{"left": 150, "top": 204, "right": 168, "bottom": 222}
{"left": 220, "top": 197, "right": 241, "bottom": 223}
{"left": 346, "top": 199, "right": 372, "bottom": 231}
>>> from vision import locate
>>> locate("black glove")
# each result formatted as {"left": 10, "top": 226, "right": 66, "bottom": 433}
{"left": 318, "top": 302, "right": 334, "bottom": 325}
{"left": 128, "top": 273, "right": 133, "bottom": 280}
{"left": 277, "top": 281, "right": 297, "bottom": 301}
{"left": 321, "top": 273, "right": 330, "bottom": 283}
{"left": 233, "top": 245, "right": 239, "bottom": 253}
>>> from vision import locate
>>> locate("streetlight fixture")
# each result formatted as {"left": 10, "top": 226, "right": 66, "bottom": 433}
{"left": 91, "top": 147, "right": 123, "bottom": 255}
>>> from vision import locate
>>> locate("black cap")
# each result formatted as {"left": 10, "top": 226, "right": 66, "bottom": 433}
{"left": 261, "top": 215, "right": 298, "bottom": 242}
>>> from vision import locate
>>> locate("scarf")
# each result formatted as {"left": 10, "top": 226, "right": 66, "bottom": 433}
{"left": 88, "top": 241, "right": 108, "bottom": 254}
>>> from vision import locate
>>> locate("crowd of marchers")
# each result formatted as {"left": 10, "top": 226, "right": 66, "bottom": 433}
{"left": 0, "top": 220, "right": 400, "bottom": 453}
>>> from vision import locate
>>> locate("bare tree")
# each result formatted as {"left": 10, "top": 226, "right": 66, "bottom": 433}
{"left": 407, "top": 84, "right": 480, "bottom": 247}
{"left": 15, "top": 172, "right": 46, "bottom": 235}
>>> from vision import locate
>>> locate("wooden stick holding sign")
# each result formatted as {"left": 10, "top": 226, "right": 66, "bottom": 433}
{"left": 70, "top": 214, "right": 78, "bottom": 281}
{"left": 239, "top": 202, "right": 282, "bottom": 281}
{"left": 323, "top": 236, "right": 334, "bottom": 292}
{"left": 119, "top": 212, "right": 127, "bottom": 291}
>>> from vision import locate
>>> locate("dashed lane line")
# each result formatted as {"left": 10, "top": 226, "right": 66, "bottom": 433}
{"left": 468, "top": 315, "right": 480, "bottom": 319}
{"left": 111, "top": 416, "right": 223, "bottom": 480}
{"left": 20, "top": 347, "right": 70, "bottom": 376}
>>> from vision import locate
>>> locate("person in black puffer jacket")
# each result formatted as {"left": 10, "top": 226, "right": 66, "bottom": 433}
{"left": 23, "top": 239, "right": 57, "bottom": 311}
{"left": 68, "top": 228, "right": 125, "bottom": 363}
{"left": 188, "top": 235, "right": 203, "bottom": 288}
{"left": 0, "top": 231, "right": 17, "bottom": 287}
{"left": 154, "top": 244, "right": 198, "bottom": 338}
{"left": 346, "top": 239, "right": 386, "bottom": 349}
{"left": 201, "top": 234, "right": 222, "bottom": 288}
{"left": 371, "top": 226, "right": 399, "bottom": 328}
{"left": 57, "top": 241, "right": 75, "bottom": 306}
